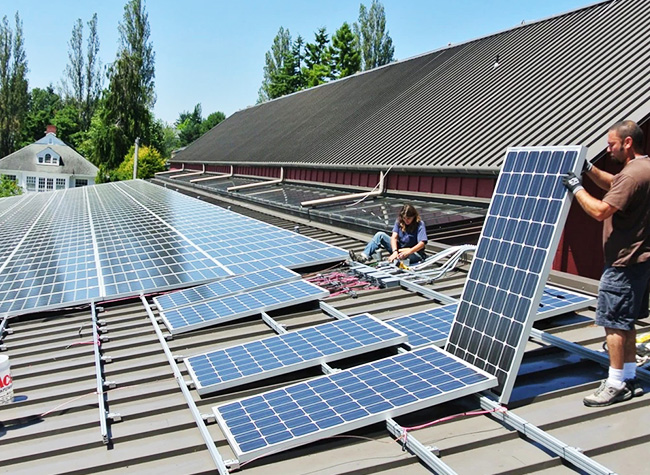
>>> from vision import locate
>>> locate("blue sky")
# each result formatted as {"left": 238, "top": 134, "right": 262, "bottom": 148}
{"left": 6, "top": 0, "right": 596, "bottom": 124}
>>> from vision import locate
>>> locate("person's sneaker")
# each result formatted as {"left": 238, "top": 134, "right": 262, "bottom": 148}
{"left": 583, "top": 380, "right": 632, "bottom": 407}
{"left": 348, "top": 250, "right": 370, "bottom": 263}
{"left": 625, "top": 378, "right": 644, "bottom": 398}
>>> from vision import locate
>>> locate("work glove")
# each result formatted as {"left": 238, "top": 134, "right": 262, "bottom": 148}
{"left": 562, "top": 172, "right": 584, "bottom": 195}
{"left": 582, "top": 160, "right": 593, "bottom": 174}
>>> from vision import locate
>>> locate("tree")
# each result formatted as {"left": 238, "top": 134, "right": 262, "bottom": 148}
{"left": 19, "top": 86, "right": 61, "bottom": 146}
{"left": 331, "top": 22, "right": 361, "bottom": 78}
{"left": 0, "top": 174, "right": 21, "bottom": 197}
{"left": 258, "top": 27, "right": 291, "bottom": 103}
{"left": 302, "top": 28, "right": 332, "bottom": 88}
{"left": 0, "top": 13, "right": 29, "bottom": 158}
{"left": 176, "top": 103, "right": 202, "bottom": 147}
{"left": 89, "top": 0, "right": 155, "bottom": 169}
{"left": 354, "top": 0, "right": 394, "bottom": 71}
{"left": 268, "top": 35, "right": 305, "bottom": 99}
{"left": 115, "top": 144, "right": 165, "bottom": 180}
{"left": 200, "top": 111, "right": 226, "bottom": 134}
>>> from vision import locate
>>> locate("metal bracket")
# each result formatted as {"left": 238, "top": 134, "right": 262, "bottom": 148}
{"left": 103, "top": 380, "right": 117, "bottom": 389}
{"left": 186, "top": 380, "right": 195, "bottom": 389}
{"left": 173, "top": 355, "right": 185, "bottom": 363}
{"left": 101, "top": 355, "right": 112, "bottom": 363}
{"left": 0, "top": 344, "right": 6, "bottom": 352}
{"left": 107, "top": 412, "right": 122, "bottom": 422}
{"left": 225, "top": 459, "right": 241, "bottom": 471}
{"left": 202, "top": 413, "right": 216, "bottom": 424}
{"left": 99, "top": 335, "right": 110, "bottom": 343}
{"left": 165, "top": 334, "right": 174, "bottom": 341}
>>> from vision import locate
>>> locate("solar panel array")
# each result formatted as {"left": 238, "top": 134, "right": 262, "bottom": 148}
{"left": 445, "top": 146, "right": 585, "bottom": 402}
{"left": 214, "top": 346, "right": 497, "bottom": 463}
{"left": 160, "top": 280, "right": 330, "bottom": 334}
{"left": 388, "top": 285, "right": 595, "bottom": 349}
{"left": 153, "top": 266, "right": 300, "bottom": 312}
{"left": 0, "top": 180, "right": 348, "bottom": 318}
{"left": 213, "top": 145, "right": 585, "bottom": 463}
{"left": 186, "top": 314, "right": 407, "bottom": 395}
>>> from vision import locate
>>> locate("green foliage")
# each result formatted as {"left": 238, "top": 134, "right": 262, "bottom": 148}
{"left": 0, "top": 174, "right": 21, "bottom": 197}
{"left": 354, "top": 0, "right": 394, "bottom": 71}
{"left": 176, "top": 103, "right": 203, "bottom": 147}
{"left": 0, "top": 13, "right": 29, "bottom": 157}
{"left": 258, "top": 27, "right": 292, "bottom": 103}
{"left": 115, "top": 144, "right": 165, "bottom": 180}
{"left": 303, "top": 28, "right": 332, "bottom": 88}
{"left": 331, "top": 22, "right": 361, "bottom": 78}
{"left": 90, "top": 0, "right": 155, "bottom": 169}
{"left": 52, "top": 103, "right": 82, "bottom": 145}
{"left": 268, "top": 36, "right": 305, "bottom": 99}
{"left": 200, "top": 111, "right": 225, "bottom": 134}
{"left": 19, "top": 86, "right": 61, "bottom": 147}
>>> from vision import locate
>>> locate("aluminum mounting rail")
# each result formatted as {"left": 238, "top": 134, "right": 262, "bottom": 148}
{"left": 90, "top": 302, "right": 110, "bottom": 444}
{"left": 141, "top": 295, "right": 230, "bottom": 475}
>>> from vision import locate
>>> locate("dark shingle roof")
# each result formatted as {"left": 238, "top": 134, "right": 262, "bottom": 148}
{"left": 176, "top": 0, "right": 650, "bottom": 173}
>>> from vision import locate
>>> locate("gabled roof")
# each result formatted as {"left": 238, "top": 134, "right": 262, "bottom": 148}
{"left": 0, "top": 134, "right": 98, "bottom": 176}
{"left": 176, "top": 0, "right": 650, "bottom": 173}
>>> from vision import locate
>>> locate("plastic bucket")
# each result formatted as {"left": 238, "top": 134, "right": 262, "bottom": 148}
{"left": 0, "top": 354, "right": 13, "bottom": 405}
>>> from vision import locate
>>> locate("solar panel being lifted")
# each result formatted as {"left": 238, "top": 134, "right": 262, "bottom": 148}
{"left": 0, "top": 181, "right": 348, "bottom": 318}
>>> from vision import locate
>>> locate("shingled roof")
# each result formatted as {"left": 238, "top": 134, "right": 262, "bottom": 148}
{"left": 175, "top": 0, "right": 650, "bottom": 174}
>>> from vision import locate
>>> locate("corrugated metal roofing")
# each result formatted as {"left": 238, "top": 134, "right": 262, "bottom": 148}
{"left": 1, "top": 186, "right": 649, "bottom": 474}
{"left": 176, "top": 0, "right": 650, "bottom": 173}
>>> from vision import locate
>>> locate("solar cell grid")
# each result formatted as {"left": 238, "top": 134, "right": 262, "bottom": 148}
{"left": 186, "top": 314, "right": 408, "bottom": 395}
{"left": 161, "top": 279, "right": 330, "bottom": 334}
{"left": 445, "top": 146, "right": 585, "bottom": 402}
{"left": 154, "top": 266, "right": 300, "bottom": 312}
{"left": 214, "top": 345, "right": 497, "bottom": 463}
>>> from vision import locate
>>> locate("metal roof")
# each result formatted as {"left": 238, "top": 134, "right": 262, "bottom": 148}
{"left": 176, "top": 0, "right": 650, "bottom": 173}
{"left": 1, "top": 185, "right": 649, "bottom": 474}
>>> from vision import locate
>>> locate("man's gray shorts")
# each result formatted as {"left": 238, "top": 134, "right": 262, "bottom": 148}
{"left": 595, "top": 261, "right": 650, "bottom": 331}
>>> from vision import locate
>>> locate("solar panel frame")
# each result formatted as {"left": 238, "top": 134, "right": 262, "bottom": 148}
{"left": 160, "top": 279, "right": 330, "bottom": 334}
{"left": 213, "top": 345, "right": 497, "bottom": 464}
{"left": 153, "top": 266, "right": 301, "bottom": 313}
{"left": 445, "top": 146, "right": 586, "bottom": 404}
{"left": 185, "top": 314, "right": 408, "bottom": 395}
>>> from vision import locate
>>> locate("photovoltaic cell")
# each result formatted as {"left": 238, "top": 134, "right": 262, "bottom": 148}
{"left": 388, "top": 285, "right": 595, "bottom": 349}
{"left": 213, "top": 345, "right": 497, "bottom": 463}
{"left": 161, "top": 280, "right": 330, "bottom": 334}
{"left": 445, "top": 146, "right": 586, "bottom": 403}
{"left": 186, "top": 314, "right": 408, "bottom": 395}
{"left": 0, "top": 181, "right": 348, "bottom": 318}
{"left": 153, "top": 266, "right": 300, "bottom": 312}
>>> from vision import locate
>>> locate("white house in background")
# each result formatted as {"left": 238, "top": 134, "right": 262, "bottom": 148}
{"left": 0, "top": 125, "right": 97, "bottom": 192}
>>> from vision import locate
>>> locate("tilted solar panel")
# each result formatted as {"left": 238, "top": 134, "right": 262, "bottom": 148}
{"left": 214, "top": 346, "right": 496, "bottom": 464}
{"left": 153, "top": 266, "right": 300, "bottom": 313}
{"left": 445, "top": 146, "right": 586, "bottom": 403}
{"left": 160, "top": 280, "right": 330, "bottom": 334}
{"left": 186, "top": 314, "right": 407, "bottom": 395}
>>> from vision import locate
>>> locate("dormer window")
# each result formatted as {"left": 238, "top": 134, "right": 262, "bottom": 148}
{"left": 36, "top": 148, "right": 60, "bottom": 166}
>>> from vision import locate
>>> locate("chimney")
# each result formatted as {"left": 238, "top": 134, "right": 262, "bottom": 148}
{"left": 46, "top": 125, "right": 57, "bottom": 135}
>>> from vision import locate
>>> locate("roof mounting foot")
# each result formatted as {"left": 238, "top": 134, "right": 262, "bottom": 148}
{"left": 202, "top": 413, "right": 216, "bottom": 424}
{"left": 107, "top": 412, "right": 122, "bottom": 422}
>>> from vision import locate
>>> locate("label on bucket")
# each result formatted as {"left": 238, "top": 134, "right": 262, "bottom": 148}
{"left": 0, "top": 355, "right": 13, "bottom": 405}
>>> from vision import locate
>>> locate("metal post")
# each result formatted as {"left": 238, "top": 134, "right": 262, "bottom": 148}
{"left": 133, "top": 137, "right": 140, "bottom": 180}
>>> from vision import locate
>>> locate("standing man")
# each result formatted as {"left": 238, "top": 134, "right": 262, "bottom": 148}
{"left": 563, "top": 120, "right": 650, "bottom": 407}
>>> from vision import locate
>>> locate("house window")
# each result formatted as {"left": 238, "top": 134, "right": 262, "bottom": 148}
{"left": 44, "top": 154, "right": 51, "bottom": 164}
{"left": 75, "top": 179, "right": 88, "bottom": 187}
{"left": 38, "top": 177, "right": 46, "bottom": 192}
{"left": 56, "top": 178, "right": 66, "bottom": 190}
{"left": 38, "top": 156, "right": 44, "bottom": 164}
{"left": 46, "top": 178, "right": 53, "bottom": 191}
{"left": 2, "top": 174, "right": 16, "bottom": 182}
{"left": 26, "top": 176, "right": 36, "bottom": 191}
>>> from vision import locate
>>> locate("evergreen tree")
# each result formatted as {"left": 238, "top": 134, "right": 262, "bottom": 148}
{"left": 89, "top": 0, "right": 155, "bottom": 169}
{"left": 354, "top": 0, "right": 394, "bottom": 71}
{"left": 269, "top": 35, "right": 305, "bottom": 99}
{"left": 258, "top": 27, "right": 291, "bottom": 103}
{"left": 176, "top": 104, "right": 203, "bottom": 147}
{"left": 200, "top": 111, "right": 226, "bottom": 134}
{"left": 303, "top": 28, "right": 332, "bottom": 88}
{"left": 331, "top": 22, "right": 361, "bottom": 78}
{"left": 0, "top": 13, "right": 29, "bottom": 157}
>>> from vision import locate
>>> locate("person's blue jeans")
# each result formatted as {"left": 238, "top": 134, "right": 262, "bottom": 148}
{"left": 363, "top": 232, "right": 425, "bottom": 265}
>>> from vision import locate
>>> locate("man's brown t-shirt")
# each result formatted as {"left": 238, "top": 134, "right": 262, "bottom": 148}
{"left": 602, "top": 156, "right": 650, "bottom": 267}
